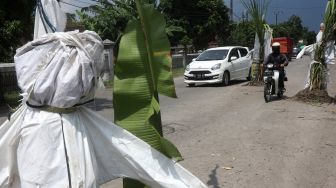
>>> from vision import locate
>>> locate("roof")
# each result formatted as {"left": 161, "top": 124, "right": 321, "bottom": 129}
{"left": 206, "top": 46, "right": 245, "bottom": 51}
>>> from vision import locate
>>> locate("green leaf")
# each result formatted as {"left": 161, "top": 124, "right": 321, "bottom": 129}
{"left": 113, "top": 1, "right": 182, "bottom": 188}
{"left": 113, "top": 2, "right": 181, "bottom": 187}
{"left": 160, "top": 137, "right": 183, "bottom": 162}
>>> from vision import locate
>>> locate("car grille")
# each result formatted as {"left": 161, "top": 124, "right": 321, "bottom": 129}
{"left": 189, "top": 71, "right": 212, "bottom": 74}
{"left": 185, "top": 74, "right": 219, "bottom": 81}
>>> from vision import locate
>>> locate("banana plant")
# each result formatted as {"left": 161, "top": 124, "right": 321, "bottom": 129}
{"left": 113, "top": 0, "right": 182, "bottom": 187}
{"left": 241, "top": 0, "right": 270, "bottom": 83}
{"left": 311, "top": 0, "right": 336, "bottom": 90}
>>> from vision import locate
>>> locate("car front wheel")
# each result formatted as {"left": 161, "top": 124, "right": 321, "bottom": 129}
{"left": 222, "top": 71, "right": 230, "bottom": 86}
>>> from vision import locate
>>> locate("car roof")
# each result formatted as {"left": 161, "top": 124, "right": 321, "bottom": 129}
{"left": 206, "top": 46, "right": 246, "bottom": 51}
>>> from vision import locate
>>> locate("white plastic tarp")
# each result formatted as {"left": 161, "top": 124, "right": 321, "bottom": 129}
{"left": 252, "top": 26, "right": 273, "bottom": 62}
{"left": 263, "top": 26, "right": 273, "bottom": 60}
{"left": 0, "top": 31, "right": 207, "bottom": 188}
{"left": 34, "top": 0, "right": 66, "bottom": 39}
{"left": 296, "top": 31, "right": 335, "bottom": 88}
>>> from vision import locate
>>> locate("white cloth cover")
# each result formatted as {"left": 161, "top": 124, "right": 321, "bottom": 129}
{"left": 296, "top": 44, "right": 316, "bottom": 88}
{"left": 325, "top": 41, "right": 335, "bottom": 65}
{"left": 34, "top": 0, "right": 66, "bottom": 39}
{"left": 252, "top": 27, "right": 273, "bottom": 62}
{"left": 263, "top": 26, "right": 273, "bottom": 60}
{"left": 315, "top": 31, "right": 335, "bottom": 64}
{"left": 316, "top": 31, "right": 323, "bottom": 43}
{"left": 252, "top": 33, "right": 261, "bottom": 61}
{"left": 0, "top": 31, "right": 206, "bottom": 188}
{"left": 296, "top": 31, "right": 335, "bottom": 89}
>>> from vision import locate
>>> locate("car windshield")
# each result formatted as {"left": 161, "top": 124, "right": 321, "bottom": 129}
{"left": 196, "top": 50, "right": 229, "bottom": 61}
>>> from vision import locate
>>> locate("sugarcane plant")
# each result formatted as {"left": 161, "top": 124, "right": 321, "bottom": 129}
{"left": 310, "top": 0, "right": 336, "bottom": 90}
{"left": 113, "top": 0, "right": 182, "bottom": 187}
{"left": 241, "top": 0, "right": 270, "bottom": 84}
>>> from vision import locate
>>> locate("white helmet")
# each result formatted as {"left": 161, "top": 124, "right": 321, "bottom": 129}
{"left": 272, "top": 42, "right": 280, "bottom": 54}
{"left": 272, "top": 42, "right": 280, "bottom": 47}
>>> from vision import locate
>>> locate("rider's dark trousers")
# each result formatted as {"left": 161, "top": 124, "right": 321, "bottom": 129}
{"left": 279, "top": 70, "right": 285, "bottom": 89}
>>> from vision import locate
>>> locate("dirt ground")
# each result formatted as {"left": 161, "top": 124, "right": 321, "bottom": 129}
{"left": 1, "top": 56, "right": 336, "bottom": 188}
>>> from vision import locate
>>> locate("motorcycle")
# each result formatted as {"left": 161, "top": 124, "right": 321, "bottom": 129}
{"left": 263, "top": 63, "right": 284, "bottom": 103}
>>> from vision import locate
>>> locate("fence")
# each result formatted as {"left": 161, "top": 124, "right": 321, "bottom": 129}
{"left": 171, "top": 53, "right": 200, "bottom": 69}
{"left": 0, "top": 53, "right": 201, "bottom": 103}
{"left": 0, "top": 63, "right": 20, "bottom": 104}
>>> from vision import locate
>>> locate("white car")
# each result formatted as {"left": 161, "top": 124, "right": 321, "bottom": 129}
{"left": 184, "top": 46, "right": 252, "bottom": 87}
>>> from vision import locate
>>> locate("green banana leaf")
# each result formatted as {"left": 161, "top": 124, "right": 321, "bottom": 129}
{"left": 113, "top": 1, "right": 182, "bottom": 187}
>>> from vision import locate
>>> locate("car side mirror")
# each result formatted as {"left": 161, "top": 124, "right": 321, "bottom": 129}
{"left": 230, "top": 56, "right": 238, "bottom": 61}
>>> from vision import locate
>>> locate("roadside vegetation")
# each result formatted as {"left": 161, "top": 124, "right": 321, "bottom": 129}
{"left": 0, "top": 0, "right": 334, "bottom": 106}
{"left": 0, "top": 0, "right": 318, "bottom": 64}
{"left": 240, "top": 0, "right": 270, "bottom": 85}
{"left": 0, "top": 0, "right": 36, "bottom": 62}
{"left": 294, "top": 0, "right": 336, "bottom": 104}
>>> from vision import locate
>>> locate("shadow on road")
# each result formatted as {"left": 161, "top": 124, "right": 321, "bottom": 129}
{"left": 266, "top": 95, "right": 290, "bottom": 102}
{"left": 207, "top": 164, "right": 220, "bottom": 188}
{"left": 187, "top": 80, "right": 248, "bottom": 88}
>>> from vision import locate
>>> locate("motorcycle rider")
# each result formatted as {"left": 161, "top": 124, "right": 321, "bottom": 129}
{"left": 264, "top": 42, "right": 289, "bottom": 91}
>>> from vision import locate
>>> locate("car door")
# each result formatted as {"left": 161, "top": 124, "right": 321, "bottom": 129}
{"left": 228, "top": 48, "right": 241, "bottom": 79}
{"left": 238, "top": 48, "right": 250, "bottom": 78}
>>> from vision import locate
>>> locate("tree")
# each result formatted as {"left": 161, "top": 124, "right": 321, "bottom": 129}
{"left": 77, "top": 0, "right": 137, "bottom": 42}
{"left": 272, "top": 15, "right": 316, "bottom": 45}
{"left": 159, "top": 0, "right": 231, "bottom": 49}
{"left": 241, "top": 0, "right": 270, "bottom": 84}
{"left": 65, "top": 13, "right": 85, "bottom": 32}
{"left": 0, "top": 0, "right": 36, "bottom": 62}
{"left": 226, "top": 21, "right": 256, "bottom": 48}
{"left": 303, "top": 30, "right": 317, "bottom": 45}
{"left": 77, "top": 0, "right": 167, "bottom": 63}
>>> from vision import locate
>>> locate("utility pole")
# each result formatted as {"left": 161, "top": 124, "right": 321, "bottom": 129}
{"left": 274, "top": 11, "right": 283, "bottom": 25}
{"left": 242, "top": 10, "right": 248, "bottom": 23}
{"left": 230, "top": 0, "right": 233, "bottom": 21}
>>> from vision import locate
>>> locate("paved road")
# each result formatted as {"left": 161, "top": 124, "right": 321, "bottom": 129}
{"left": 1, "top": 56, "right": 336, "bottom": 188}
{"left": 103, "top": 56, "right": 336, "bottom": 188}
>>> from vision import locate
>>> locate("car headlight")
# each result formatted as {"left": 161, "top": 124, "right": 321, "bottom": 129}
{"left": 186, "top": 65, "right": 190, "bottom": 71}
{"left": 211, "top": 63, "right": 221, "bottom": 70}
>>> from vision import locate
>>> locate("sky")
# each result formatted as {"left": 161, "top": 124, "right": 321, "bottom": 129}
{"left": 60, "top": 0, "right": 326, "bottom": 32}
{"left": 223, "top": 0, "right": 326, "bottom": 32}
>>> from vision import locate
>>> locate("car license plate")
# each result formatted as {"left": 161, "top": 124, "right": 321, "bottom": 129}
{"left": 264, "top": 71, "right": 273, "bottom": 76}
{"left": 195, "top": 74, "right": 204, "bottom": 79}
